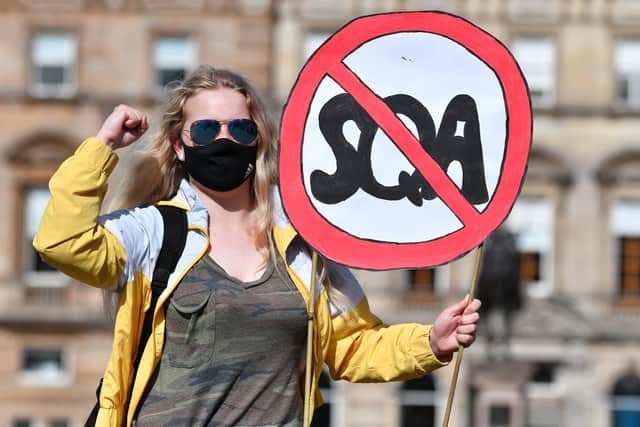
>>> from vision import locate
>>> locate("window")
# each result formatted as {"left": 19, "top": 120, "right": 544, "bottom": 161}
{"left": 504, "top": 197, "right": 554, "bottom": 296}
{"left": 527, "top": 361, "right": 563, "bottom": 427}
{"left": 30, "top": 32, "right": 77, "bottom": 98}
{"left": 22, "top": 186, "right": 64, "bottom": 292}
{"left": 9, "top": 136, "right": 74, "bottom": 291}
{"left": 611, "top": 200, "right": 640, "bottom": 299}
{"left": 409, "top": 268, "right": 436, "bottom": 293}
{"left": 11, "top": 419, "right": 69, "bottom": 427}
{"left": 512, "top": 36, "right": 555, "bottom": 107}
{"left": 18, "top": 348, "right": 68, "bottom": 386}
{"left": 153, "top": 36, "right": 196, "bottom": 93}
{"left": 489, "top": 405, "right": 511, "bottom": 427}
{"left": 400, "top": 375, "right": 437, "bottom": 427}
{"left": 615, "top": 39, "right": 640, "bottom": 109}
{"left": 619, "top": 237, "right": 640, "bottom": 297}
{"left": 24, "top": 186, "right": 54, "bottom": 273}
{"left": 530, "top": 362, "right": 557, "bottom": 385}
{"left": 406, "top": 266, "right": 448, "bottom": 302}
{"left": 612, "top": 372, "right": 640, "bottom": 427}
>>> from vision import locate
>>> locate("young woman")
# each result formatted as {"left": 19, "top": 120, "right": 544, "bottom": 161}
{"left": 34, "top": 66, "right": 481, "bottom": 427}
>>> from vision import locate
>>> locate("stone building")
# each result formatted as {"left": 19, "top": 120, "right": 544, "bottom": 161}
{"left": 1, "top": 1, "right": 639, "bottom": 427}
{"left": 275, "top": 1, "right": 640, "bottom": 427}
{"left": 0, "top": 1, "right": 275, "bottom": 426}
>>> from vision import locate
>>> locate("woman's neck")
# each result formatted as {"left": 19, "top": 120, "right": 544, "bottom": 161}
{"left": 190, "top": 177, "right": 267, "bottom": 281}
{"left": 190, "top": 177, "right": 255, "bottom": 228}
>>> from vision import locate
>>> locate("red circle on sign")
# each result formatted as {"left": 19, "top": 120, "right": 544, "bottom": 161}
{"left": 279, "top": 11, "right": 532, "bottom": 270}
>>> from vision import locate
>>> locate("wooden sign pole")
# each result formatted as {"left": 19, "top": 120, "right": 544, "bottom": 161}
{"left": 441, "top": 243, "right": 485, "bottom": 427}
{"left": 303, "top": 251, "right": 320, "bottom": 427}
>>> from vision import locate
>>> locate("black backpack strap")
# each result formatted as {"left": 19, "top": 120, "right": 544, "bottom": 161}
{"left": 132, "top": 204, "right": 188, "bottom": 371}
{"left": 84, "top": 378, "right": 101, "bottom": 427}
{"left": 85, "top": 205, "right": 187, "bottom": 427}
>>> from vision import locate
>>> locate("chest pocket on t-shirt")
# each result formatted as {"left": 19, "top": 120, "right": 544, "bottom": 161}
{"left": 165, "top": 284, "right": 215, "bottom": 369}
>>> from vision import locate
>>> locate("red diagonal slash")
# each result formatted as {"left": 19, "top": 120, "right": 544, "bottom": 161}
{"left": 329, "top": 61, "right": 482, "bottom": 226}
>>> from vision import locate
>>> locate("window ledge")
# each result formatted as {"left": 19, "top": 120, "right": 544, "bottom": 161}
{"left": 29, "top": 84, "right": 77, "bottom": 100}
{"left": 613, "top": 296, "right": 640, "bottom": 308}
{"left": 17, "top": 372, "right": 71, "bottom": 388}
{"left": 612, "top": 103, "right": 640, "bottom": 116}
{"left": 525, "top": 283, "right": 553, "bottom": 299}
{"left": 22, "top": 271, "right": 69, "bottom": 288}
{"left": 526, "top": 382, "right": 564, "bottom": 399}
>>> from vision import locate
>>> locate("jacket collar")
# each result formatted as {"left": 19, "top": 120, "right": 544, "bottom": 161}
{"left": 159, "top": 179, "right": 209, "bottom": 231}
{"left": 272, "top": 186, "right": 298, "bottom": 251}
{"left": 166, "top": 179, "right": 299, "bottom": 250}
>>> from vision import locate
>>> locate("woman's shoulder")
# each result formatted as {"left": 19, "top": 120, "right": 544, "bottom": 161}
{"left": 99, "top": 203, "right": 163, "bottom": 228}
{"left": 98, "top": 204, "right": 165, "bottom": 258}
{"left": 100, "top": 179, "right": 205, "bottom": 233}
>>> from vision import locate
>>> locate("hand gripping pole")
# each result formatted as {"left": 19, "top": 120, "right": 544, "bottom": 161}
{"left": 441, "top": 243, "right": 484, "bottom": 427}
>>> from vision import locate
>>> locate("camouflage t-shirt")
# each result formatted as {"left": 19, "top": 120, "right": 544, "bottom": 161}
{"left": 135, "top": 253, "right": 308, "bottom": 427}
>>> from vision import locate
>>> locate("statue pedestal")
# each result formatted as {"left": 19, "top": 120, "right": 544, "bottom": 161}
{"left": 470, "top": 363, "right": 532, "bottom": 427}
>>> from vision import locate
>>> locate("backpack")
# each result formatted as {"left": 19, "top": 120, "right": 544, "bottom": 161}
{"left": 85, "top": 205, "right": 188, "bottom": 427}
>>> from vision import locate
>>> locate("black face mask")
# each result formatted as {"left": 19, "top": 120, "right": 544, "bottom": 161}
{"left": 181, "top": 138, "right": 257, "bottom": 192}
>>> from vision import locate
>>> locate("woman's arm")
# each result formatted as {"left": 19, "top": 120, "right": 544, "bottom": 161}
{"left": 33, "top": 105, "right": 149, "bottom": 288}
{"left": 323, "top": 262, "right": 480, "bottom": 383}
{"left": 33, "top": 138, "right": 126, "bottom": 288}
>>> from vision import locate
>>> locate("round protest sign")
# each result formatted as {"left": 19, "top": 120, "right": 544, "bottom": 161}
{"left": 279, "top": 11, "right": 532, "bottom": 270}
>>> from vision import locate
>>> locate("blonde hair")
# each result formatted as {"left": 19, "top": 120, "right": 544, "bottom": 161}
{"left": 105, "top": 66, "right": 348, "bottom": 315}
{"left": 110, "top": 66, "right": 278, "bottom": 260}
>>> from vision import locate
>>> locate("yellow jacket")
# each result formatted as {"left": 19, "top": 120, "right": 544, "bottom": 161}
{"left": 33, "top": 138, "right": 448, "bottom": 426}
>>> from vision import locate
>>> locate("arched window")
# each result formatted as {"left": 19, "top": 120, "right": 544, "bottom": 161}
{"left": 6, "top": 133, "right": 75, "bottom": 293}
{"left": 503, "top": 146, "right": 572, "bottom": 298}
{"left": 400, "top": 375, "right": 437, "bottom": 427}
{"left": 612, "top": 371, "right": 640, "bottom": 427}
{"left": 596, "top": 150, "right": 640, "bottom": 305}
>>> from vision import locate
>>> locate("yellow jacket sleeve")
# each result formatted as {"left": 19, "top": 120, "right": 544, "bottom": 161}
{"left": 33, "top": 137, "right": 126, "bottom": 288}
{"left": 321, "top": 261, "right": 450, "bottom": 383}
{"left": 325, "top": 297, "right": 449, "bottom": 382}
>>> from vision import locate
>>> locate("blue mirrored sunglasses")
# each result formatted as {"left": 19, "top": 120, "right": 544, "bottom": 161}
{"left": 187, "top": 118, "right": 258, "bottom": 146}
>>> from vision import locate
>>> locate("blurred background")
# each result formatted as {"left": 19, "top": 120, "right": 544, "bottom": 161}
{"left": 0, "top": 1, "right": 639, "bottom": 426}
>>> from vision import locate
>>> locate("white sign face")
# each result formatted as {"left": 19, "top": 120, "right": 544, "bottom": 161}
{"left": 279, "top": 12, "right": 531, "bottom": 270}
{"left": 301, "top": 32, "right": 507, "bottom": 243}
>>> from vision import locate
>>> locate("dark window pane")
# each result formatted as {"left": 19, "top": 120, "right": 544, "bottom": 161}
{"left": 530, "top": 362, "right": 556, "bottom": 383}
{"left": 410, "top": 269, "right": 435, "bottom": 292}
{"left": 520, "top": 252, "right": 541, "bottom": 283}
{"left": 403, "top": 375, "right": 435, "bottom": 391}
{"left": 39, "top": 66, "right": 66, "bottom": 85}
{"left": 614, "top": 410, "right": 640, "bottom": 427}
{"left": 402, "top": 405, "right": 435, "bottom": 427}
{"left": 490, "top": 405, "right": 511, "bottom": 425}
{"left": 613, "top": 374, "right": 640, "bottom": 396}
{"left": 12, "top": 420, "right": 32, "bottom": 427}
{"left": 318, "top": 371, "right": 331, "bottom": 388}
{"left": 22, "top": 349, "right": 63, "bottom": 371}
{"left": 310, "top": 403, "right": 330, "bottom": 427}
{"left": 49, "top": 421, "right": 69, "bottom": 427}
{"left": 33, "top": 249, "right": 56, "bottom": 271}
{"left": 24, "top": 186, "right": 53, "bottom": 272}
{"left": 157, "top": 68, "right": 185, "bottom": 88}
{"left": 619, "top": 238, "right": 640, "bottom": 297}
{"left": 618, "top": 78, "right": 630, "bottom": 102}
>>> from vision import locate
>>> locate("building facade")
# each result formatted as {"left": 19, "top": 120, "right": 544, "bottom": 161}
{"left": 1, "top": 0, "right": 639, "bottom": 426}
{"left": 0, "top": 1, "right": 275, "bottom": 426}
